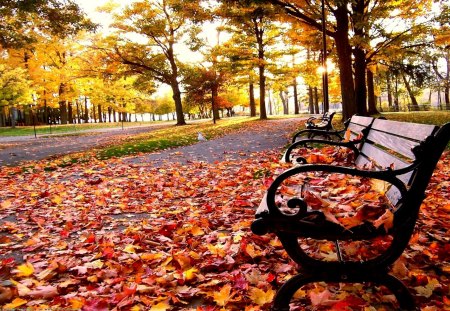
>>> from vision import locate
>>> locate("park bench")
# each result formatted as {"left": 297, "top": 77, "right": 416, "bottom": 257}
{"left": 303, "top": 111, "right": 336, "bottom": 136}
{"left": 251, "top": 118, "right": 450, "bottom": 310}
{"left": 283, "top": 115, "right": 374, "bottom": 163}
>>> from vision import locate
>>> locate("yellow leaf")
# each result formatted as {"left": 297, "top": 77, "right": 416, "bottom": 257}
{"left": 214, "top": 284, "right": 233, "bottom": 306}
{"left": 3, "top": 298, "right": 28, "bottom": 309}
{"left": 0, "top": 199, "right": 12, "bottom": 209}
{"left": 51, "top": 195, "right": 63, "bottom": 205}
{"left": 15, "top": 262, "right": 34, "bottom": 277}
{"left": 183, "top": 267, "right": 198, "bottom": 281}
{"left": 414, "top": 278, "right": 440, "bottom": 298}
{"left": 245, "top": 244, "right": 262, "bottom": 259}
{"left": 124, "top": 244, "right": 137, "bottom": 254}
{"left": 85, "top": 259, "right": 104, "bottom": 269}
{"left": 371, "top": 179, "right": 391, "bottom": 195}
{"left": 150, "top": 300, "right": 170, "bottom": 311}
{"left": 249, "top": 287, "right": 275, "bottom": 306}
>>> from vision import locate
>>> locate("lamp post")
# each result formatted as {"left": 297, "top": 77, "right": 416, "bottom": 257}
{"left": 321, "top": 0, "right": 329, "bottom": 113}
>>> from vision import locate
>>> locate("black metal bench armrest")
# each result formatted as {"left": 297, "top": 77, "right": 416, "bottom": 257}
{"left": 257, "top": 163, "right": 408, "bottom": 220}
{"left": 282, "top": 138, "right": 360, "bottom": 163}
{"left": 291, "top": 128, "right": 345, "bottom": 143}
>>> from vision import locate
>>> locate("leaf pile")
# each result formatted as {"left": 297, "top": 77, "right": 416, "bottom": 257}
{"left": 0, "top": 145, "right": 449, "bottom": 310}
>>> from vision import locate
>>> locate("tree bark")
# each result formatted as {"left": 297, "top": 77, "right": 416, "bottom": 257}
{"left": 308, "top": 86, "right": 314, "bottom": 113}
{"left": 386, "top": 72, "right": 393, "bottom": 110}
{"left": 354, "top": 47, "right": 367, "bottom": 115}
{"left": 59, "top": 83, "right": 68, "bottom": 124}
{"left": 401, "top": 70, "right": 419, "bottom": 111}
{"left": 313, "top": 87, "right": 320, "bottom": 114}
{"left": 280, "top": 90, "right": 289, "bottom": 114}
{"left": 334, "top": 4, "right": 357, "bottom": 120}
{"left": 68, "top": 102, "right": 73, "bottom": 124}
{"left": 367, "top": 69, "right": 378, "bottom": 115}
{"left": 249, "top": 81, "right": 256, "bottom": 116}
{"left": 293, "top": 77, "right": 299, "bottom": 114}
{"left": 212, "top": 84, "right": 220, "bottom": 123}
{"left": 84, "top": 96, "right": 89, "bottom": 123}
{"left": 98, "top": 104, "right": 103, "bottom": 123}
{"left": 255, "top": 17, "right": 267, "bottom": 120}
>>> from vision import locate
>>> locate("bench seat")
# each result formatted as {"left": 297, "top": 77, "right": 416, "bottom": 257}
{"left": 252, "top": 118, "right": 450, "bottom": 310}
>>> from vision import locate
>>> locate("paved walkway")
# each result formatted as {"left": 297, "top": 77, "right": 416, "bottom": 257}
{"left": 0, "top": 123, "right": 172, "bottom": 166}
{"left": 0, "top": 118, "right": 305, "bottom": 167}
{"left": 126, "top": 118, "right": 304, "bottom": 165}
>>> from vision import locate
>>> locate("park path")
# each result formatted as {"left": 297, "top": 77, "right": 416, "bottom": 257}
{"left": 0, "top": 123, "right": 173, "bottom": 166}
{"left": 0, "top": 118, "right": 305, "bottom": 167}
{"left": 125, "top": 117, "right": 304, "bottom": 166}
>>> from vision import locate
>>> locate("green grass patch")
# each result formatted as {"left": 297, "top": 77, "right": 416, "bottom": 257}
{"left": 378, "top": 111, "right": 450, "bottom": 126}
{"left": 0, "top": 121, "right": 168, "bottom": 137}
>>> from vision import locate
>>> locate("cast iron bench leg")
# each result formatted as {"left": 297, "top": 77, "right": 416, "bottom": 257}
{"left": 271, "top": 272, "right": 417, "bottom": 311}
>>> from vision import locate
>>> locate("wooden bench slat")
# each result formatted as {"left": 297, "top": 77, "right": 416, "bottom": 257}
{"left": 371, "top": 119, "right": 437, "bottom": 141}
{"left": 350, "top": 115, "right": 374, "bottom": 127}
{"left": 367, "top": 130, "right": 419, "bottom": 160}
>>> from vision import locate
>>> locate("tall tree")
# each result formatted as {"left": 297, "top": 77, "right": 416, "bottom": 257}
{"left": 0, "top": 0, "right": 96, "bottom": 49}
{"left": 105, "top": 0, "right": 207, "bottom": 126}
{"left": 261, "top": 0, "right": 433, "bottom": 119}
{"left": 0, "top": 64, "right": 32, "bottom": 127}
{"left": 217, "top": 0, "right": 284, "bottom": 119}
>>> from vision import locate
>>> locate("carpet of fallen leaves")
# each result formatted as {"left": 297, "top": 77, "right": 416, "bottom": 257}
{"left": 0, "top": 145, "right": 449, "bottom": 310}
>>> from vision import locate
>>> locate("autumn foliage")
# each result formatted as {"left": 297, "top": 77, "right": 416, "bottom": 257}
{"left": 0, "top": 140, "right": 449, "bottom": 309}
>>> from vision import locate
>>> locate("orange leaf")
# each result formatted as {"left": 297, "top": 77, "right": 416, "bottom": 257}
{"left": 3, "top": 298, "right": 27, "bottom": 309}
{"left": 213, "top": 284, "right": 233, "bottom": 306}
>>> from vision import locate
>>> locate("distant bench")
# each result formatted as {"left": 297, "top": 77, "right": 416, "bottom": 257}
{"left": 251, "top": 117, "right": 450, "bottom": 310}
{"left": 304, "top": 111, "right": 336, "bottom": 134}
{"left": 284, "top": 115, "right": 374, "bottom": 163}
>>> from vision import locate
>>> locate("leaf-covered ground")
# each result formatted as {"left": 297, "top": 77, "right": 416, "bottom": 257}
{"left": 0, "top": 140, "right": 449, "bottom": 310}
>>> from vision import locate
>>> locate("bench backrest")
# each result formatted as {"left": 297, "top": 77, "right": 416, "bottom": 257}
{"left": 354, "top": 119, "right": 443, "bottom": 207}
{"left": 344, "top": 115, "right": 374, "bottom": 143}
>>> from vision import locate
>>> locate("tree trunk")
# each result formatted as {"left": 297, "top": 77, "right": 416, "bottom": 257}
{"left": 268, "top": 89, "right": 273, "bottom": 115}
{"left": 249, "top": 81, "right": 256, "bottom": 116}
{"left": 313, "top": 87, "right": 320, "bottom": 114}
{"left": 256, "top": 19, "right": 267, "bottom": 120}
{"left": 10, "top": 107, "right": 16, "bottom": 128}
{"left": 367, "top": 69, "right": 378, "bottom": 115}
{"left": 68, "top": 102, "right": 73, "bottom": 124}
{"left": 59, "top": 83, "right": 68, "bottom": 124}
{"left": 171, "top": 81, "right": 186, "bottom": 125}
{"left": 258, "top": 64, "right": 267, "bottom": 119}
{"left": 394, "top": 75, "right": 400, "bottom": 111}
{"left": 308, "top": 86, "right": 314, "bottom": 114}
{"left": 98, "top": 105, "right": 103, "bottom": 123}
{"left": 354, "top": 47, "right": 367, "bottom": 115}
{"left": 386, "top": 72, "right": 393, "bottom": 110}
{"left": 334, "top": 4, "right": 357, "bottom": 120}
{"left": 212, "top": 84, "right": 220, "bottom": 123}
{"left": 352, "top": 0, "right": 368, "bottom": 116}
{"left": 445, "top": 48, "right": 450, "bottom": 109}
{"left": 401, "top": 70, "right": 419, "bottom": 111}
{"left": 0, "top": 106, "right": 5, "bottom": 127}
{"left": 84, "top": 96, "right": 89, "bottom": 123}
{"left": 293, "top": 78, "right": 299, "bottom": 114}
{"left": 280, "top": 90, "right": 289, "bottom": 114}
